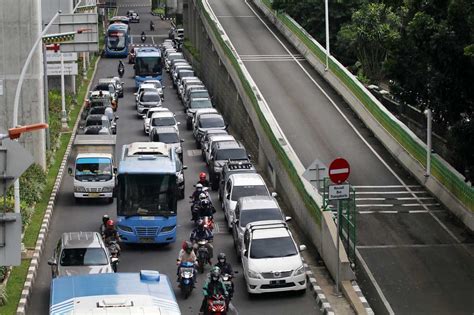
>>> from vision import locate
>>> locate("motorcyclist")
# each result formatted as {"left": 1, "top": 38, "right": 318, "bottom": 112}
{"left": 191, "top": 183, "right": 204, "bottom": 202}
{"left": 190, "top": 219, "right": 214, "bottom": 263}
{"left": 141, "top": 31, "right": 146, "bottom": 43}
{"left": 118, "top": 60, "right": 124, "bottom": 77}
{"left": 100, "top": 214, "right": 110, "bottom": 236}
{"left": 200, "top": 266, "right": 228, "bottom": 313}
{"left": 150, "top": 20, "right": 155, "bottom": 31}
{"left": 215, "top": 253, "right": 233, "bottom": 275}
{"left": 197, "top": 172, "right": 210, "bottom": 187}
{"left": 197, "top": 199, "right": 214, "bottom": 219}
{"left": 177, "top": 241, "right": 197, "bottom": 284}
{"left": 103, "top": 219, "right": 120, "bottom": 245}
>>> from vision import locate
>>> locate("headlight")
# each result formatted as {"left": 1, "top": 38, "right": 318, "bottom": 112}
{"left": 248, "top": 269, "right": 261, "bottom": 279}
{"left": 102, "top": 186, "right": 114, "bottom": 192}
{"left": 161, "top": 225, "right": 176, "bottom": 232}
{"left": 75, "top": 186, "right": 86, "bottom": 192}
{"left": 293, "top": 265, "right": 305, "bottom": 276}
{"left": 117, "top": 225, "right": 133, "bottom": 233}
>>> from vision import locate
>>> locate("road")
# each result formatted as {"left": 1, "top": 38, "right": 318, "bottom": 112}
{"left": 27, "top": 1, "right": 320, "bottom": 314}
{"left": 206, "top": 0, "right": 474, "bottom": 314}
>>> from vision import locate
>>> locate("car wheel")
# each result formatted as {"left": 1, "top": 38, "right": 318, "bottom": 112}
{"left": 107, "top": 197, "right": 114, "bottom": 204}
{"left": 186, "top": 121, "right": 192, "bottom": 130}
{"left": 196, "top": 141, "right": 201, "bottom": 149}
{"left": 179, "top": 188, "right": 185, "bottom": 200}
{"left": 74, "top": 197, "right": 82, "bottom": 204}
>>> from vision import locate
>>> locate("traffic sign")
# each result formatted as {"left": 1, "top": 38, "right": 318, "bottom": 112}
{"left": 328, "top": 158, "right": 350, "bottom": 184}
{"left": 302, "top": 159, "right": 328, "bottom": 190}
{"left": 47, "top": 63, "right": 78, "bottom": 76}
{"left": 46, "top": 52, "right": 78, "bottom": 62}
{"left": 328, "top": 184, "right": 350, "bottom": 200}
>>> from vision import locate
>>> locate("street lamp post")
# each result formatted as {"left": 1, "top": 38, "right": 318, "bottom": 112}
{"left": 11, "top": 10, "right": 62, "bottom": 214}
{"left": 424, "top": 108, "right": 432, "bottom": 177}
{"left": 324, "top": 0, "right": 330, "bottom": 71}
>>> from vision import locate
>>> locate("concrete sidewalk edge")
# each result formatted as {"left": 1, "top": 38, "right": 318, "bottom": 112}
{"left": 342, "top": 281, "right": 374, "bottom": 315}
{"left": 302, "top": 258, "right": 335, "bottom": 315}
{"left": 15, "top": 55, "right": 101, "bottom": 315}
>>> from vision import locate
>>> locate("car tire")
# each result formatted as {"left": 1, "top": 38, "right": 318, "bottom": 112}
{"left": 179, "top": 188, "right": 185, "bottom": 200}
{"left": 196, "top": 141, "right": 201, "bottom": 149}
{"left": 186, "top": 121, "right": 192, "bottom": 130}
{"left": 74, "top": 197, "right": 82, "bottom": 204}
{"left": 107, "top": 197, "right": 114, "bottom": 204}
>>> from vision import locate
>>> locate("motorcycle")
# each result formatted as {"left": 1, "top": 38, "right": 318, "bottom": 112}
{"left": 118, "top": 67, "right": 124, "bottom": 78}
{"left": 195, "top": 239, "right": 211, "bottom": 273}
{"left": 178, "top": 261, "right": 196, "bottom": 298}
{"left": 205, "top": 294, "right": 227, "bottom": 315}
{"left": 150, "top": 21, "right": 155, "bottom": 31}
{"left": 141, "top": 34, "right": 146, "bottom": 43}
{"left": 107, "top": 240, "right": 120, "bottom": 272}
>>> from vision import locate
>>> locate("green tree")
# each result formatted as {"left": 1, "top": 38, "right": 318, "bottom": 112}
{"left": 337, "top": 2, "right": 401, "bottom": 82}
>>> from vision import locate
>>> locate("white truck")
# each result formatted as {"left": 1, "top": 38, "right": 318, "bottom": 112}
{"left": 68, "top": 135, "right": 116, "bottom": 203}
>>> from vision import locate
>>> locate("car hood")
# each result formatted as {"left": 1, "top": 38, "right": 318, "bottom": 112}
{"left": 249, "top": 255, "right": 303, "bottom": 274}
{"left": 139, "top": 101, "right": 161, "bottom": 107}
{"left": 59, "top": 265, "right": 113, "bottom": 277}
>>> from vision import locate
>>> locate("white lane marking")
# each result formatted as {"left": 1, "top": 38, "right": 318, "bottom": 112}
{"left": 130, "top": 35, "right": 134, "bottom": 44}
{"left": 356, "top": 191, "right": 425, "bottom": 195}
{"left": 358, "top": 243, "right": 461, "bottom": 249}
{"left": 242, "top": 58, "right": 306, "bottom": 62}
{"left": 216, "top": 15, "right": 256, "bottom": 18}
{"left": 353, "top": 185, "right": 422, "bottom": 188}
{"left": 151, "top": 36, "right": 155, "bottom": 45}
{"left": 187, "top": 149, "right": 202, "bottom": 157}
{"left": 357, "top": 204, "right": 394, "bottom": 208}
{"left": 356, "top": 198, "right": 386, "bottom": 201}
{"left": 242, "top": 0, "right": 462, "bottom": 246}
{"left": 358, "top": 210, "right": 445, "bottom": 214}
{"left": 400, "top": 203, "right": 440, "bottom": 207}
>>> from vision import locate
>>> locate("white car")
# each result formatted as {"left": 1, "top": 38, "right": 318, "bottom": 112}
{"left": 135, "top": 83, "right": 159, "bottom": 105}
{"left": 141, "top": 80, "right": 164, "bottom": 100}
{"left": 241, "top": 220, "right": 306, "bottom": 294}
{"left": 222, "top": 173, "right": 276, "bottom": 229}
{"left": 149, "top": 111, "right": 180, "bottom": 135}
{"left": 143, "top": 107, "right": 171, "bottom": 134}
{"left": 204, "top": 134, "right": 235, "bottom": 165}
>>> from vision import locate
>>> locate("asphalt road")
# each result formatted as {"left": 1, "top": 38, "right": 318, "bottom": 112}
{"left": 26, "top": 2, "right": 320, "bottom": 314}
{"left": 206, "top": 0, "right": 474, "bottom": 314}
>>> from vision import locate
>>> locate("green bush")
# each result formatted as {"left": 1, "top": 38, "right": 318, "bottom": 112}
{"left": 153, "top": 7, "right": 165, "bottom": 15}
{"left": 0, "top": 267, "right": 7, "bottom": 282}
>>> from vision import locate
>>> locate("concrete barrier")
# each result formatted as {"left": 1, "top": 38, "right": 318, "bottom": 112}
{"left": 252, "top": 0, "right": 474, "bottom": 231}
{"left": 185, "top": 0, "right": 354, "bottom": 285}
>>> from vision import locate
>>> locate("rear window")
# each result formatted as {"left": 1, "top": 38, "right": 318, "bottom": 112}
{"left": 250, "top": 236, "right": 298, "bottom": 259}
{"left": 156, "top": 132, "right": 179, "bottom": 143}
{"left": 190, "top": 91, "right": 210, "bottom": 99}
{"left": 191, "top": 99, "right": 212, "bottom": 109}
{"left": 199, "top": 116, "right": 224, "bottom": 128}
{"left": 240, "top": 208, "right": 282, "bottom": 227}
{"left": 216, "top": 148, "right": 247, "bottom": 161}
{"left": 151, "top": 117, "right": 176, "bottom": 127}
{"left": 85, "top": 118, "right": 102, "bottom": 127}
{"left": 140, "top": 93, "right": 160, "bottom": 102}
{"left": 231, "top": 184, "right": 268, "bottom": 201}
{"left": 60, "top": 248, "right": 108, "bottom": 266}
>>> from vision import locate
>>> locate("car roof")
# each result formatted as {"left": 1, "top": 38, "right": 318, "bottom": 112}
{"left": 205, "top": 129, "right": 227, "bottom": 136}
{"left": 86, "top": 114, "right": 107, "bottom": 121}
{"left": 61, "top": 232, "right": 103, "bottom": 249}
{"left": 139, "top": 83, "right": 157, "bottom": 89}
{"left": 140, "top": 90, "right": 160, "bottom": 95}
{"left": 151, "top": 111, "right": 174, "bottom": 118}
{"left": 216, "top": 140, "right": 241, "bottom": 149}
{"left": 154, "top": 126, "right": 179, "bottom": 134}
{"left": 238, "top": 196, "right": 279, "bottom": 210}
{"left": 252, "top": 225, "right": 290, "bottom": 240}
{"left": 229, "top": 173, "right": 265, "bottom": 186}
{"left": 199, "top": 113, "right": 223, "bottom": 120}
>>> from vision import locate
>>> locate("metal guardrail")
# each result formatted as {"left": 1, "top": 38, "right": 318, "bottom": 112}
{"left": 261, "top": 1, "right": 474, "bottom": 212}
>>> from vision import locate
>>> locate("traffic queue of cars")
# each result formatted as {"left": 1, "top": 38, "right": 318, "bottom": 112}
{"left": 158, "top": 39, "right": 308, "bottom": 295}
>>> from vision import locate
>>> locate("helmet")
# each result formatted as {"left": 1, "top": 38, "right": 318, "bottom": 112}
{"left": 200, "top": 199, "right": 210, "bottom": 207}
{"left": 185, "top": 241, "right": 193, "bottom": 253}
{"left": 102, "top": 214, "right": 110, "bottom": 224}
{"left": 106, "top": 219, "right": 114, "bottom": 227}
{"left": 196, "top": 219, "right": 204, "bottom": 228}
{"left": 199, "top": 172, "right": 206, "bottom": 180}
{"left": 195, "top": 183, "right": 203, "bottom": 191}
{"left": 210, "top": 266, "right": 221, "bottom": 281}
{"left": 217, "top": 252, "right": 226, "bottom": 263}
{"left": 199, "top": 193, "right": 207, "bottom": 200}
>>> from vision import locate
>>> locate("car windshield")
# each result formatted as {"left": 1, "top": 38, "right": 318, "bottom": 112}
{"left": 144, "top": 81, "right": 162, "bottom": 88}
{"left": 135, "top": 56, "right": 162, "bottom": 76}
{"left": 216, "top": 148, "right": 247, "bottom": 161}
{"left": 190, "top": 99, "right": 212, "bottom": 109}
{"left": 231, "top": 184, "right": 268, "bottom": 201}
{"left": 90, "top": 99, "right": 110, "bottom": 107}
{"left": 107, "top": 30, "right": 126, "bottom": 50}
{"left": 75, "top": 157, "right": 113, "bottom": 181}
{"left": 85, "top": 118, "right": 103, "bottom": 127}
{"left": 140, "top": 93, "right": 160, "bottom": 102}
{"left": 199, "top": 116, "right": 224, "bottom": 128}
{"left": 240, "top": 208, "right": 282, "bottom": 227}
{"left": 60, "top": 248, "right": 109, "bottom": 266}
{"left": 90, "top": 107, "right": 106, "bottom": 115}
{"left": 168, "top": 54, "right": 184, "bottom": 61}
{"left": 179, "top": 71, "right": 194, "bottom": 79}
{"left": 118, "top": 174, "right": 177, "bottom": 217}
{"left": 151, "top": 117, "right": 175, "bottom": 126}
{"left": 250, "top": 236, "right": 298, "bottom": 259}
{"left": 157, "top": 132, "right": 179, "bottom": 143}
{"left": 94, "top": 84, "right": 112, "bottom": 92}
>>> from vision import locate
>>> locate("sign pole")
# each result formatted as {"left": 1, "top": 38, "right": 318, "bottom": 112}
{"left": 335, "top": 199, "right": 341, "bottom": 295}
{"left": 60, "top": 53, "right": 68, "bottom": 130}
{"left": 82, "top": 52, "right": 87, "bottom": 79}
{"left": 42, "top": 44, "right": 51, "bottom": 150}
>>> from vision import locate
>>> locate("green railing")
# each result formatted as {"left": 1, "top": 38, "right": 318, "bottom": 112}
{"left": 260, "top": 0, "right": 474, "bottom": 212}
{"left": 197, "top": 0, "right": 322, "bottom": 223}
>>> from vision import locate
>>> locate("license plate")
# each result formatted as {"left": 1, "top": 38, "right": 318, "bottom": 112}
{"left": 89, "top": 193, "right": 100, "bottom": 197}
{"left": 270, "top": 280, "right": 286, "bottom": 285}
{"left": 139, "top": 237, "right": 155, "bottom": 243}
{"left": 213, "top": 300, "right": 225, "bottom": 305}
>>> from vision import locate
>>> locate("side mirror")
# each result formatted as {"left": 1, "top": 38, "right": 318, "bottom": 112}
{"left": 68, "top": 167, "right": 73, "bottom": 176}
{"left": 271, "top": 192, "right": 278, "bottom": 197}
{"left": 226, "top": 194, "right": 230, "bottom": 200}
{"left": 180, "top": 139, "right": 184, "bottom": 143}
{"left": 243, "top": 250, "right": 248, "bottom": 257}
{"left": 247, "top": 154, "right": 252, "bottom": 159}
{"left": 285, "top": 216, "right": 292, "bottom": 222}
{"left": 115, "top": 116, "right": 119, "bottom": 120}
{"left": 177, "top": 122, "right": 181, "bottom": 125}
{"left": 299, "top": 245, "right": 307, "bottom": 252}
{"left": 162, "top": 86, "right": 166, "bottom": 89}
{"left": 133, "top": 92, "right": 137, "bottom": 96}
{"left": 47, "top": 258, "right": 57, "bottom": 266}
{"left": 182, "top": 165, "right": 188, "bottom": 170}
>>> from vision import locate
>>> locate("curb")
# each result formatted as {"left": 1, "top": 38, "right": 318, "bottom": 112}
{"left": 302, "top": 258, "right": 335, "bottom": 315}
{"left": 352, "top": 281, "right": 374, "bottom": 315}
{"left": 15, "top": 55, "right": 101, "bottom": 315}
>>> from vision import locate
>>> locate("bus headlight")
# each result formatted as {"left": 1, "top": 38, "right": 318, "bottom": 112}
{"left": 117, "top": 225, "right": 133, "bottom": 233}
{"left": 161, "top": 225, "right": 176, "bottom": 233}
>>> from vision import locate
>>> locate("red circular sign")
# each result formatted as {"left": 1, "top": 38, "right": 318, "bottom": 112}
{"left": 328, "top": 158, "right": 350, "bottom": 184}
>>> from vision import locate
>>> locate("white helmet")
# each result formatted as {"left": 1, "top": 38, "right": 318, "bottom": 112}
{"left": 195, "top": 183, "right": 203, "bottom": 190}
{"left": 199, "top": 193, "right": 207, "bottom": 200}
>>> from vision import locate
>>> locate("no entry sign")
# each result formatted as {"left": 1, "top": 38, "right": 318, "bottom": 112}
{"left": 328, "top": 158, "right": 350, "bottom": 184}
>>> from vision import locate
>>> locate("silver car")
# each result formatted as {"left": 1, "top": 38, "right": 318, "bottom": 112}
{"left": 48, "top": 232, "right": 114, "bottom": 278}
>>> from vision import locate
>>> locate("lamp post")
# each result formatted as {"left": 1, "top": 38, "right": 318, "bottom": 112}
{"left": 424, "top": 108, "right": 432, "bottom": 177}
{"left": 324, "top": 0, "right": 330, "bottom": 71}
{"left": 11, "top": 10, "right": 62, "bottom": 214}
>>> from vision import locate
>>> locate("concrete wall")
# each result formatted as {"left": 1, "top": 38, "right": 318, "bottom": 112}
{"left": 184, "top": 0, "right": 354, "bottom": 283}
{"left": 251, "top": 0, "right": 474, "bottom": 230}
{"left": 0, "top": 0, "right": 46, "bottom": 168}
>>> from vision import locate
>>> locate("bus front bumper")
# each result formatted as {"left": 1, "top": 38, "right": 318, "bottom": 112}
{"left": 117, "top": 224, "right": 177, "bottom": 244}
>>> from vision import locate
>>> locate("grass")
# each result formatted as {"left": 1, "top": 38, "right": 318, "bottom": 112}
{"left": 0, "top": 52, "right": 100, "bottom": 315}
{"left": 152, "top": 8, "right": 165, "bottom": 15}
{"left": 0, "top": 260, "right": 30, "bottom": 313}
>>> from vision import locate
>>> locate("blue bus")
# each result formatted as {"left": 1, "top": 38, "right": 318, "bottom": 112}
{"left": 116, "top": 142, "right": 178, "bottom": 244}
{"left": 50, "top": 270, "right": 181, "bottom": 314}
{"left": 134, "top": 46, "right": 162, "bottom": 87}
{"left": 105, "top": 23, "right": 130, "bottom": 58}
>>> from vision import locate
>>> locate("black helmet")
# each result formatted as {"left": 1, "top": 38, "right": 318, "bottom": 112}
{"left": 210, "top": 266, "right": 221, "bottom": 281}
{"left": 200, "top": 199, "right": 210, "bottom": 207}
{"left": 217, "top": 252, "right": 226, "bottom": 263}
{"left": 196, "top": 219, "right": 204, "bottom": 228}
{"left": 102, "top": 214, "right": 110, "bottom": 224}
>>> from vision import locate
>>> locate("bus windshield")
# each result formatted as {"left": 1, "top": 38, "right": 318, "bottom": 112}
{"left": 75, "top": 158, "right": 113, "bottom": 181}
{"left": 107, "top": 30, "right": 127, "bottom": 50}
{"left": 135, "top": 57, "right": 162, "bottom": 76}
{"left": 118, "top": 174, "right": 177, "bottom": 217}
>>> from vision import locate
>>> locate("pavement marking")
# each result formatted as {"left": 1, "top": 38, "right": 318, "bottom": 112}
{"left": 242, "top": 0, "right": 464, "bottom": 248}
{"left": 187, "top": 149, "right": 202, "bottom": 157}
{"left": 216, "top": 15, "right": 256, "bottom": 18}
{"left": 240, "top": 54, "right": 305, "bottom": 62}
{"left": 357, "top": 243, "right": 463, "bottom": 249}
{"left": 353, "top": 185, "right": 422, "bottom": 188}
{"left": 358, "top": 209, "right": 445, "bottom": 214}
